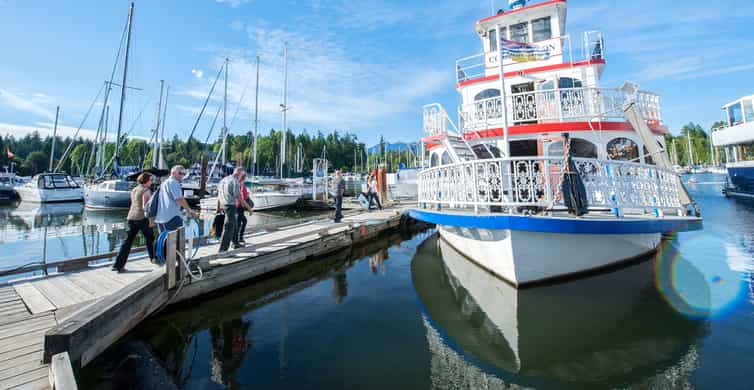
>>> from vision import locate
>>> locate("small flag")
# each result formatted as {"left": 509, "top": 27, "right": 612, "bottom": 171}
{"left": 509, "top": 0, "right": 526, "bottom": 9}
{"left": 500, "top": 39, "right": 550, "bottom": 62}
{"left": 6, "top": 147, "right": 13, "bottom": 159}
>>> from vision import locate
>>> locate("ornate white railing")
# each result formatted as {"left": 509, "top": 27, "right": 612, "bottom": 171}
{"left": 423, "top": 103, "right": 461, "bottom": 136}
{"left": 418, "top": 157, "right": 684, "bottom": 214}
{"left": 458, "top": 87, "right": 662, "bottom": 133}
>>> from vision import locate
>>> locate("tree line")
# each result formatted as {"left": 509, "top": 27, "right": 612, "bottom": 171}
{"left": 664, "top": 121, "right": 727, "bottom": 166}
{"left": 0, "top": 129, "right": 370, "bottom": 177}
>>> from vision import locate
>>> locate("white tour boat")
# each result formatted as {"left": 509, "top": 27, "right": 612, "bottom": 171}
{"left": 711, "top": 94, "right": 754, "bottom": 199}
{"left": 15, "top": 173, "right": 85, "bottom": 203}
{"left": 409, "top": 0, "right": 702, "bottom": 287}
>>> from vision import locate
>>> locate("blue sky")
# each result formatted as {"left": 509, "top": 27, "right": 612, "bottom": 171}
{"left": 1, "top": 0, "right": 753, "bottom": 148}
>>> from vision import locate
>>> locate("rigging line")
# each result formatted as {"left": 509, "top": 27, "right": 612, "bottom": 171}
{"left": 203, "top": 105, "right": 223, "bottom": 146}
{"left": 103, "top": 95, "right": 154, "bottom": 172}
{"left": 187, "top": 63, "right": 226, "bottom": 141}
{"left": 54, "top": 82, "right": 107, "bottom": 172}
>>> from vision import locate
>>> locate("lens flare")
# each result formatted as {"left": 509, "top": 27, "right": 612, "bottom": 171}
{"left": 655, "top": 234, "right": 746, "bottom": 319}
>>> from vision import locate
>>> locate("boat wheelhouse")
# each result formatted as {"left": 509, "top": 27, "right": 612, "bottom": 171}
{"left": 409, "top": 0, "right": 701, "bottom": 287}
{"left": 711, "top": 94, "right": 754, "bottom": 198}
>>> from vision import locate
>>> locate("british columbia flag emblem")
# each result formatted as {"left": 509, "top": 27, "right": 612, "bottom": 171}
{"left": 500, "top": 38, "right": 550, "bottom": 62}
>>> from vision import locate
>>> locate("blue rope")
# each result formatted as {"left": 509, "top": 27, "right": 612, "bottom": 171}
{"left": 155, "top": 230, "right": 169, "bottom": 265}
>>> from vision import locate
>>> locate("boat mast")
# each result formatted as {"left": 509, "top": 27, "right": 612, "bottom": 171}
{"left": 686, "top": 132, "right": 694, "bottom": 167}
{"left": 49, "top": 106, "right": 59, "bottom": 172}
{"left": 114, "top": 1, "right": 134, "bottom": 175}
{"left": 152, "top": 80, "right": 165, "bottom": 168}
{"left": 280, "top": 42, "right": 288, "bottom": 178}
{"left": 159, "top": 85, "right": 169, "bottom": 170}
{"left": 252, "top": 55, "right": 260, "bottom": 176}
{"left": 221, "top": 57, "right": 229, "bottom": 167}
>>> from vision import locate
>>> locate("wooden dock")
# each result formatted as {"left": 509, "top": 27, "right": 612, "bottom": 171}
{"left": 0, "top": 205, "right": 416, "bottom": 389}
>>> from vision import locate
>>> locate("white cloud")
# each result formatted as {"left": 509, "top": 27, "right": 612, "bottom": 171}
{"left": 191, "top": 68, "right": 204, "bottom": 79}
{"left": 0, "top": 121, "right": 149, "bottom": 142}
{"left": 0, "top": 89, "right": 56, "bottom": 121}
{"left": 215, "top": 0, "right": 250, "bottom": 8}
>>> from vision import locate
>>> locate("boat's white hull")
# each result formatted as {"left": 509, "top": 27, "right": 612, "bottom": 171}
{"left": 200, "top": 193, "right": 300, "bottom": 211}
{"left": 249, "top": 193, "right": 300, "bottom": 210}
{"left": 438, "top": 225, "right": 661, "bottom": 287}
{"left": 15, "top": 186, "right": 84, "bottom": 203}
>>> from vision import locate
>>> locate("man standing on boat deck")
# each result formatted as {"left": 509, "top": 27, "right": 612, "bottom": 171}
{"left": 333, "top": 169, "right": 345, "bottom": 223}
{"left": 156, "top": 165, "right": 196, "bottom": 232}
{"left": 218, "top": 167, "right": 253, "bottom": 252}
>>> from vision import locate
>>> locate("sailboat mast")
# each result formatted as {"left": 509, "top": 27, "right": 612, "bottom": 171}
{"left": 280, "top": 42, "right": 288, "bottom": 178}
{"left": 687, "top": 132, "right": 694, "bottom": 166}
{"left": 152, "top": 80, "right": 165, "bottom": 168}
{"left": 114, "top": 1, "right": 134, "bottom": 173}
{"left": 159, "top": 85, "right": 169, "bottom": 169}
{"left": 221, "top": 57, "right": 229, "bottom": 166}
{"left": 252, "top": 55, "right": 260, "bottom": 176}
{"left": 49, "top": 106, "right": 59, "bottom": 172}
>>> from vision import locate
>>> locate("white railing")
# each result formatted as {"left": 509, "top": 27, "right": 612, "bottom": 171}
{"left": 455, "top": 31, "right": 603, "bottom": 84}
{"left": 423, "top": 103, "right": 460, "bottom": 136}
{"left": 458, "top": 87, "right": 662, "bottom": 132}
{"left": 418, "top": 157, "right": 684, "bottom": 214}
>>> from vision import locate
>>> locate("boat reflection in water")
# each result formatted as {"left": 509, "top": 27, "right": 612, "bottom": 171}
{"left": 411, "top": 235, "right": 711, "bottom": 388}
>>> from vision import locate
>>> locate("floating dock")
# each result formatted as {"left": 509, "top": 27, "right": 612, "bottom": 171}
{"left": 0, "top": 205, "right": 417, "bottom": 389}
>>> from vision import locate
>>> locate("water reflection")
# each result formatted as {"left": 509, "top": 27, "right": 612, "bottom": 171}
{"left": 411, "top": 235, "right": 711, "bottom": 387}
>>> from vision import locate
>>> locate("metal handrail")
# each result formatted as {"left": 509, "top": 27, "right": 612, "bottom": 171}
{"left": 418, "top": 156, "right": 684, "bottom": 214}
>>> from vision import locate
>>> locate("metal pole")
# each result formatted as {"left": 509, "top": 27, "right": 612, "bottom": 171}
{"left": 49, "top": 106, "right": 60, "bottom": 172}
{"left": 114, "top": 1, "right": 134, "bottom": 173}
{"left": 252, "top": 55, "right": 260, "bottom": 176}
{"left": 152, "top": 80, "right": 164, "bottom": 167}
{"left": 222, "top": 57, "right": 229, "bottom": 166}
{"left": 496, "top": 24, "right": 510, "bottom": 157}
{"left": 159, "top": 85, "right": 169, "bottom": 169}
{"left": 280, "top": 42, "right": 288, "bottom": 178}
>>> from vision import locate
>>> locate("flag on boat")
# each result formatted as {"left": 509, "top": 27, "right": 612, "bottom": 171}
{"left": 509, "top": 0, "right": 527, "bottom": 9}
{"left": 500, "top": 39, "right": 550, "bottom": 62}
{"left": 6, "top": 147, "right": 13, "bottom": 159}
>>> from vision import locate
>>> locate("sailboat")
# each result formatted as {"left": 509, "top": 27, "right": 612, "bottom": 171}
{"left": 85, "top": 2, "right": 138, "bottom": 209}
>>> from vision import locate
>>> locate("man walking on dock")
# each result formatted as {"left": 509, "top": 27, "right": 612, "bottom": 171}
{"left": 156, "top": 165, "right": 196, "bottom": 232}
{"left": 218, "top": 168, "right": 253, "bottom": 252}
{"left": 333, "top": 169, "right": 345, "bottom": 223}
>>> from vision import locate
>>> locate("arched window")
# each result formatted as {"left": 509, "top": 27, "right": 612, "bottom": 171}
{"left": 441, "top": 151, "right": 451, "bottom": 165}
{"left": 547, "top": 138, "right": 598, "bottom": 158}
{"left": 430, "top": 153, "right": 439, "bottom": 167}
{"left": 474, "top": 89, "right": 502, "bottom": 120}
{"left": 607, "top": 138, "right": 639, "bottom": 161}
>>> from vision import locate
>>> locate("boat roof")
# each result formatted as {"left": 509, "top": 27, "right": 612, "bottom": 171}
{"left": 722, "top": 94, "right": 754, "bottom": 109}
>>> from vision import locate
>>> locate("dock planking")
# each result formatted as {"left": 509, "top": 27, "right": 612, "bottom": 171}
{"left": 1, "top": 205, "right": 415, "bottom": 389}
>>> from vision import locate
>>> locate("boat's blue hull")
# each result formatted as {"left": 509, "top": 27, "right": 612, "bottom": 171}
{"left": 726, "top": 166, "right": 754, "bottom": 198}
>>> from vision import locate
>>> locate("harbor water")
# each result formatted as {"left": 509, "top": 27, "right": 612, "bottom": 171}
{"left": 4, "top": 174, "right": 753, "bottom": 388}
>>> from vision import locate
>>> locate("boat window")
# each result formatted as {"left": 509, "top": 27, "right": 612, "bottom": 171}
{"left": 743, "top": 99, "right": 754, "bottom": 122}
{"left": 51, "top": 175, "right": 70, "bottom": 189}
{"left": 441, "top": 151, "right": 451, "bottom": 165}
{"left": 539, "top": 80, "right": 555, "bottom": 91}
{"left": 115, "top": 181, "right": 130, "bottom": 191}
{"left": 607, "top": 138, "right": 639, "bottom": 161}
{"left": 510, "top": 140, "right": 538, "bottom": 157}
{"left": 558, "top": 77, "right": 583, "bottom": 89}
{"left": 488, "top": 28, "right": 497, "bottom": 52}
{"left": 430, "top": 153, "right": 439, "bottom": 167}
{"left": 728, "top": 102, "right": 744, "bottom": 126}
{"left": 510, "top": 22, "right": 529, "bottom": 43}
{"left": 42, "top": 176, "right": 52, "bottom": 189}
{"left": 472, "top": 144, "right": 501, "bottom": 159}
{"left": 532, "top": 17, "right": 552, "bottom": 41}
{"left": 474, "top": 89, "right": 501, "bottom": 101}
{"left": 547, "top": 138, "right": 598, "bottom": 158}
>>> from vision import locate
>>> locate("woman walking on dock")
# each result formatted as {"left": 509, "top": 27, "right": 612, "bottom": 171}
{"left": 236, "top": 171, "right": 253, "bottom": 245}
{"left": 113, "top": 172, "right": 156, "bottom": 272}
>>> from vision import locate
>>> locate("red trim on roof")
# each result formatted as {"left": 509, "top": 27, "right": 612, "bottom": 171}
{"left": 463, "top": 121, "right": 668, "bottom": 139}
{"left": 478, "top": 0, "right": 567, "bottom": 24}
{"left": 456, "top": 59, "right": 605, "bottom": 89}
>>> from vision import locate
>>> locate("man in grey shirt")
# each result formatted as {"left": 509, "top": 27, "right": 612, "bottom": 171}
{"left": 217, "top": 167, "right": 252, "bottom": 252}
{"left": 156, "top": 165, "right": 196, "bottom": 232}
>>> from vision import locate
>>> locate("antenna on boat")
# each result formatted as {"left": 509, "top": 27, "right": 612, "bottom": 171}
{"left": 49, "top": 106, "right": 59, "bottom": 172}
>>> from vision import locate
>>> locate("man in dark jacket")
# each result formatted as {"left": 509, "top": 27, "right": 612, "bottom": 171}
{"left": 333, "top": 169, "right": 346, "bottom": 223}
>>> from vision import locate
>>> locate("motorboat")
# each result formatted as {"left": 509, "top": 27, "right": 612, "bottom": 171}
{"left": 0, "top": 172, "right": 20, "bottom": 202}
{"left": 408, "top": 0, "right": 702, "bottom": 287}
{"left": 711, "top": 94, "right": 754, "bottom": 199}
{"left": 15, "top": 173, "right": 84, "bottom": 203}
{"left": 84, "top": 179, "right": 135, "bottom": 209}
{"left": 199, "top": 179, "right": 300, "bottom": 211}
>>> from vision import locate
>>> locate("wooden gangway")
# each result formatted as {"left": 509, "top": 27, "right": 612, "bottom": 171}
{"left": 0, "top": 206, "right": 415, "bottom": 389}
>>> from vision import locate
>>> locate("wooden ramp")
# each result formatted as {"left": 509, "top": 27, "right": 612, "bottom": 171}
{"left": 0, "top": 260, "right": 162, "bottom": 390}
